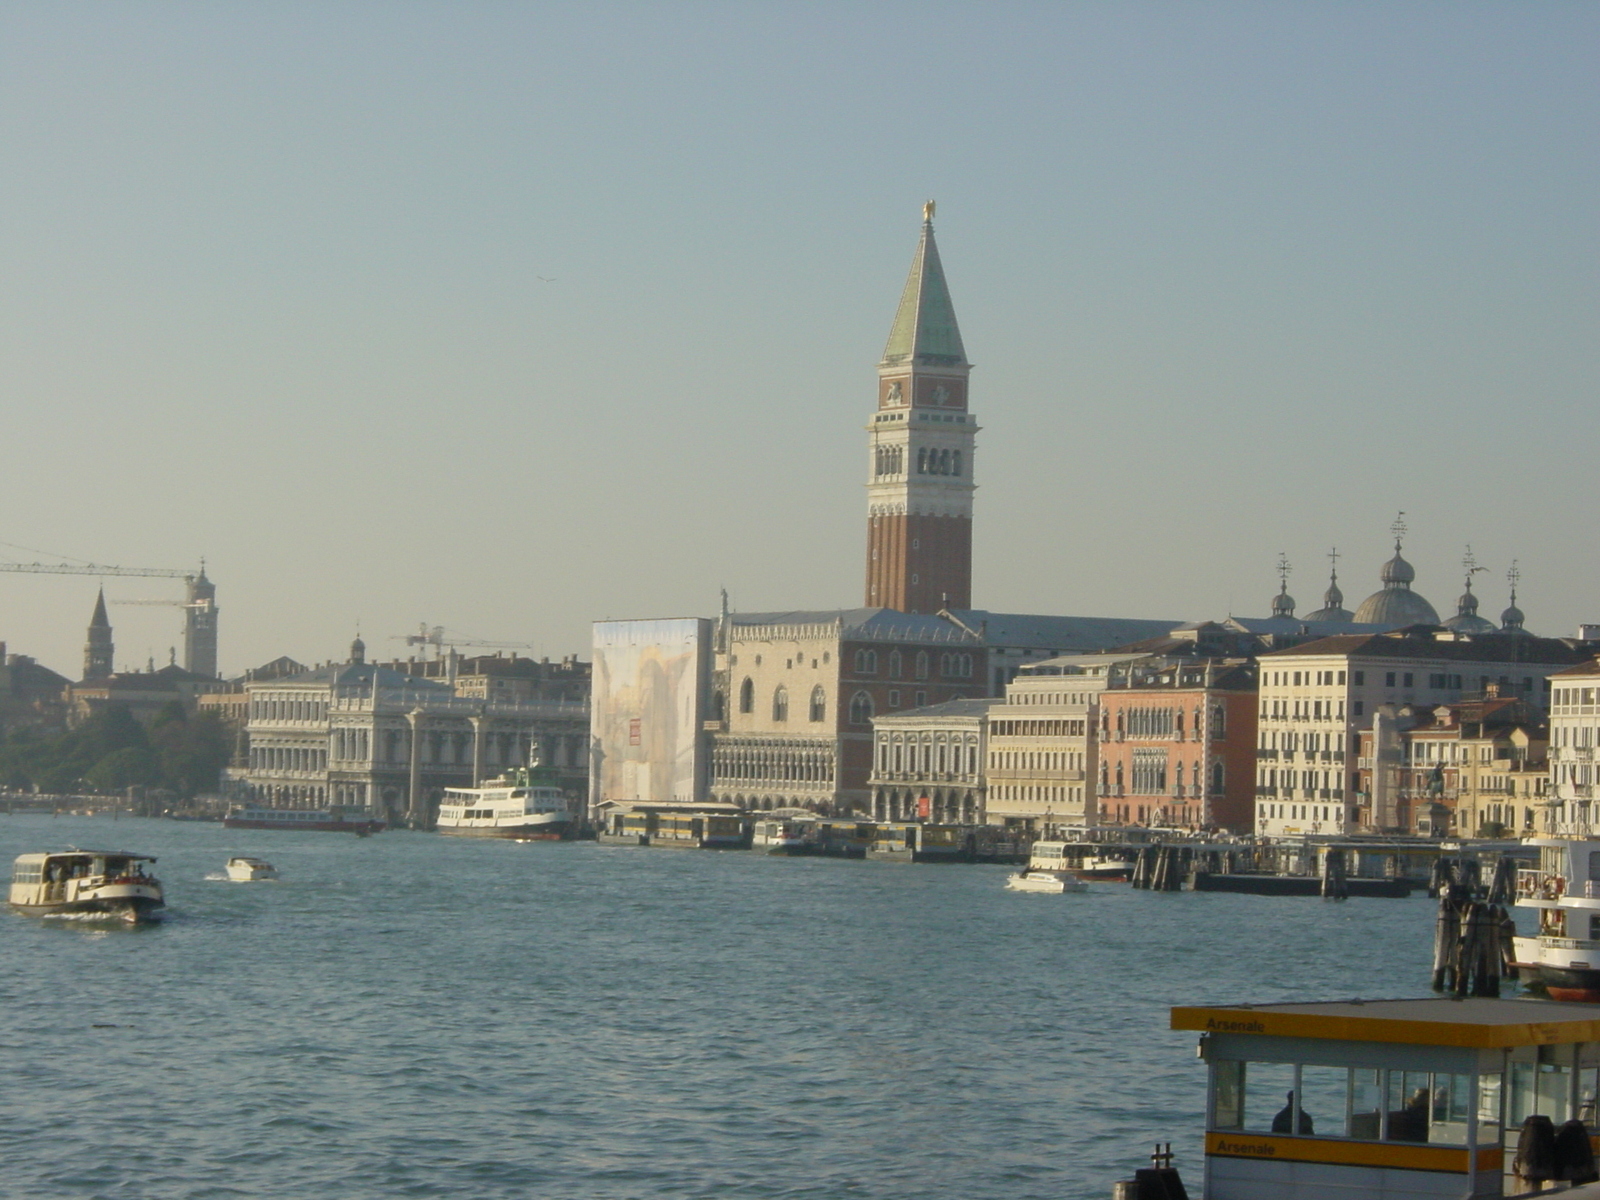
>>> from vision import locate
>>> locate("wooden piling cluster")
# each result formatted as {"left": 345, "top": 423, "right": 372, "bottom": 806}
{"left": 1429, "top": 855, "right": 1519, "bottom": 997}
{"left": 1131, "top": 845, "right": 1186, "bottom": 891}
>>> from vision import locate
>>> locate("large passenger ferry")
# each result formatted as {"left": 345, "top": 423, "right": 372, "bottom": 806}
{"left": 223, "top": 805, "right": 386, "bottom": 834}
{"left": 1512, "top": 836, "right": 1600, "bottom": 1002}
{"left": 436, "top": 770, "right": 572, "bottom": 840}
{"left": 9, "top": 850, "right": 164, "bottom": 923}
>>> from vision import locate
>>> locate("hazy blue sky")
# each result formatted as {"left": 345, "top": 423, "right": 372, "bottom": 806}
{"left": 2, "top": 2, "right": 1595, "bottom": 676}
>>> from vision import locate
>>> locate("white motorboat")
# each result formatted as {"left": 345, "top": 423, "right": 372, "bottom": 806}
{"left": 1006, "top": 869, "right": 1089, "bottom": 894}
{"left": 750, "top": 817, "right": 814, "bottom": 855}
{"left": 437, "top": 769, "right": 572, "bottom": 840}
{"left": 8, "top": 850, "right": 164, "bottom": 923}
{"left": 225, "top": 857, "right": 278, "bottom": 881}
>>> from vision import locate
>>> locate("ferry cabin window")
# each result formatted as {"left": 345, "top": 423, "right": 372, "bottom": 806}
{"left": 1236, "top": 1062, "right": 1296, "bottom": 1133}
{"left": 1214, "top": 1062, "right": 1479, "bottom": 1145}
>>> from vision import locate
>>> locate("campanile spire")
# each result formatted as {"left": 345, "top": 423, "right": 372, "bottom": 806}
{"left": 865, "top": 205, "right": 977, "bottom": 612}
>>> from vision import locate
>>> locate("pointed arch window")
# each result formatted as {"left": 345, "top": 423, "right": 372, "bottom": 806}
{"left": 915, "top": 651, "right": 930, "bottom": 680}
{"left": 739, "top": 677, "right": 754, "bottom": 714}
{"left": 888, "top": 649, "right": 902, "bottom": 677}
{"left": 809, "top": 685, "right": 826, "bottom": 723}
{"left": 772, "top": 685, "right": 789, "bottom": 723}
{"left": 849, "top": 691, "right": 874, "bottom": 725}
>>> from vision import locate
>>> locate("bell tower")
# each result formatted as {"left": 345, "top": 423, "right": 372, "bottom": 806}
{"left": 83, "top": 588, "right": 114, "bottom": 681}
{"left": 865, "top": 202, "right": 976, "bottom": 613}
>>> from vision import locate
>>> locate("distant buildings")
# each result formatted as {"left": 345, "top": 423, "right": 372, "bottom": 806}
{"left": 1354, "top": 696, "right": 1548, "bottom": 838}
{"left": 1254, "top": 625, "right": 1587, "bottom": 838}
{"left": 229, "top": 638, "right": 589, "bottom": 823}
{"left": 1098, "top": 658, "right": 1258, "bottom": 831}
{"left": 867, "top": 697, "right": 1000, "bottom": 823}
{"left": 1546, "top": 661, "right": 1600, "bottom": 836}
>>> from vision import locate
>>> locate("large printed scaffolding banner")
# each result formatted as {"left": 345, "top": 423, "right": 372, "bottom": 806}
{"left": 590, "top": 618, "right": 711, "bottom": 804}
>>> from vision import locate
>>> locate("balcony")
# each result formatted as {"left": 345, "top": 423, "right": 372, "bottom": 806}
{"left": 1256, "top": 750, "right": 1279, "bottom": 760}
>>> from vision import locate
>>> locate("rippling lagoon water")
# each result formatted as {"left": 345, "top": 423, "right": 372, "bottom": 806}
{"left": 1, "top": 814, "right": 1448, "bottom": 1199}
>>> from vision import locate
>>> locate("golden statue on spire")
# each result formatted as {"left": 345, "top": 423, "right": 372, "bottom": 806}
{"left": 923, "top": 199, "right": 936, "bottom": 223}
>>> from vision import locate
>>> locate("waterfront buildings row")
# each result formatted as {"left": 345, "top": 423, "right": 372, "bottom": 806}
{"left": 590, "top": 205, "right": 1600, "bottom": 842}
{"left": 223, "top": 639, "right": 590, "bottom": 823}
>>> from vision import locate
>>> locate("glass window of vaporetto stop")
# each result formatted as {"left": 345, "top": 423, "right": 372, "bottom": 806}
{"left": 1171, "top": 998, "right": 1600, "bottom": 1199}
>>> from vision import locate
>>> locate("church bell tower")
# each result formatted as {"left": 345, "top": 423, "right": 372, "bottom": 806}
{"left": 83, "top": 588, "right": 114, "bottom": 681}
{"left": 865, "top": 202, "right": 976, "bottom": 613}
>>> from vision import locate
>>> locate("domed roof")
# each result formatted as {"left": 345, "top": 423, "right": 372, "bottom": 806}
{"left": 1353, "top": 535, "right": 1439, "bottom": 627}
{"left": 350, "top": 635, "right": 367, "bottom": 664}
{"left": 1381, "top": 551, "right": 1416, "bottom": 585}
{"left": 1303, "top": 566, "right": 1352, "bottom": 622}
{"left": 1442, "top": 578, "right": 1495, "bottom": 634}
{"left": 1353, "top": 587, "right": 1441, "bottom": 627}
{"left": 1271, "top": 587, "right": 1296, "bottom": 618}
{"left": 1501, "top": 603, "right": 1527, "bottom": 634}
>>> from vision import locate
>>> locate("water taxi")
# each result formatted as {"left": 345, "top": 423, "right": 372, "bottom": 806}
{"left": 225, "top": 857, "right": 278, "bottom": 881}
{"left": 9, "top": 850, "right": 164, "bottom": 923}
{"left": 1511, "top": 836, "right": 1600, "bottom": 1002}
{"left": 1168, "top": 995, "right": 1600, "bottom": 1198}
{"left": 1029, "top": 839, "right": 1135, "bottom": 880}
{"left": 437, "top": 771, "right": 572, "bottom": 840}
{"left": 1005, "top": 869, "right": 1088, "bottom": 894}
{"left": 750, "top": 816, "right": 814, "bottom": 855}
{"left": 223, "top": 805, "right": 385, "bottom": 834}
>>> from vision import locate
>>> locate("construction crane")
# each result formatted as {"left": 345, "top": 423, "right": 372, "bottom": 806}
{"left": 0, "top": 561, "right": 195, "bottom": 580}
{"left": 392, "top": 623, "right": 538, "bottom": 660}
{"left": 0, "top": 555, "right": 219, "bottom": 677}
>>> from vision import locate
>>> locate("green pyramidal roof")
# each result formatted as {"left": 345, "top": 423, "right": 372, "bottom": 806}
{"left": 881, "top": 219, "right": 967, "bottom": 367}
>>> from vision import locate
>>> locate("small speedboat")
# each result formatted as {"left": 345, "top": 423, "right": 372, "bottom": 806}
{"left": 225, "top": 857, "right": 278, "bottom": 881}
{"left": 1006, "top": 870, "right": 1089, "bottom": 894}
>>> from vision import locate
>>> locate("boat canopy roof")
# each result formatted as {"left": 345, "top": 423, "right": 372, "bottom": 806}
{"left": 12, "top": 850, "right": 157, "bottom": 866}
{"left": 1173, "top": 997, "right": 1600, "bottom": 1049}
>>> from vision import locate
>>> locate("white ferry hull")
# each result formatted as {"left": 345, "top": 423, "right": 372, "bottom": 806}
{"left": 435, "top": 818, "right": 570, "bottom": 841}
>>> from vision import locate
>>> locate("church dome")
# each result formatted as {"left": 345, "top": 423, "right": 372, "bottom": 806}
{"left": 1380, "top": 551, "right": 1416, "bottom": 585}
{"left": 1442, "top": 581, "right": 1495, "bottom": 634}
{"left": 1303, "top": 567, "right": 1353, "bottom": 622}
{"left": 350, "top": 635, "right": 367, "bottom": 664}
{"left": 1353, "top": 534, "right": 1439, "bottom": 627}
{"left": 1501, "top": 603, "right": 1527, "bottom": 635}
{"left": 1271, "top": 587, "right": 1296, "bottom": 618}
{"left": 1353, "top": 588, "right": 1441, "bottom": 627}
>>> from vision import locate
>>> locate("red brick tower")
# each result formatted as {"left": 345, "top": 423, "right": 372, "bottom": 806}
{"left": 865, "top": 202, "right": 976, "bottom": 613}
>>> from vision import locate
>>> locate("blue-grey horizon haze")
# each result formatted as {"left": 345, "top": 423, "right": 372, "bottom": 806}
{"left": 2, "top": 2, "right": 1595, "bottom": 677}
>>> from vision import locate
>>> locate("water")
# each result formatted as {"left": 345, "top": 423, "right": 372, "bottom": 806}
{"left": 1, "top": 814, "right": 1444, "bottom": 1199}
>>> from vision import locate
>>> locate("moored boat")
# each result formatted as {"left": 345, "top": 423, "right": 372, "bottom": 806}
{"left": 1512, "top": 836, "right": 1600, "bottom": 1002}
{"left": 750, "top": 816, "right": 814, "bottom": 855}
{"left": 225, "top": 857, "right": 278, "bottom": 881}
{"left": 436, "top": 771, "right": 572, "bottom": 840}
{"left": 9, "top": 850, "right": 164, "bottom": 923}
{"left": 223, "top": 805, "right": 386, "bottom": 834}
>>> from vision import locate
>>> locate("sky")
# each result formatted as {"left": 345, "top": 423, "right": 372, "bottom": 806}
{"left": 1, "top": 1, "right": 1595, "bottom": 678}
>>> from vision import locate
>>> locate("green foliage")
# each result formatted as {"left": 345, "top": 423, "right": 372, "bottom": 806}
{"left": 0, "top": 703, "right": 231, "bottom": 798}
